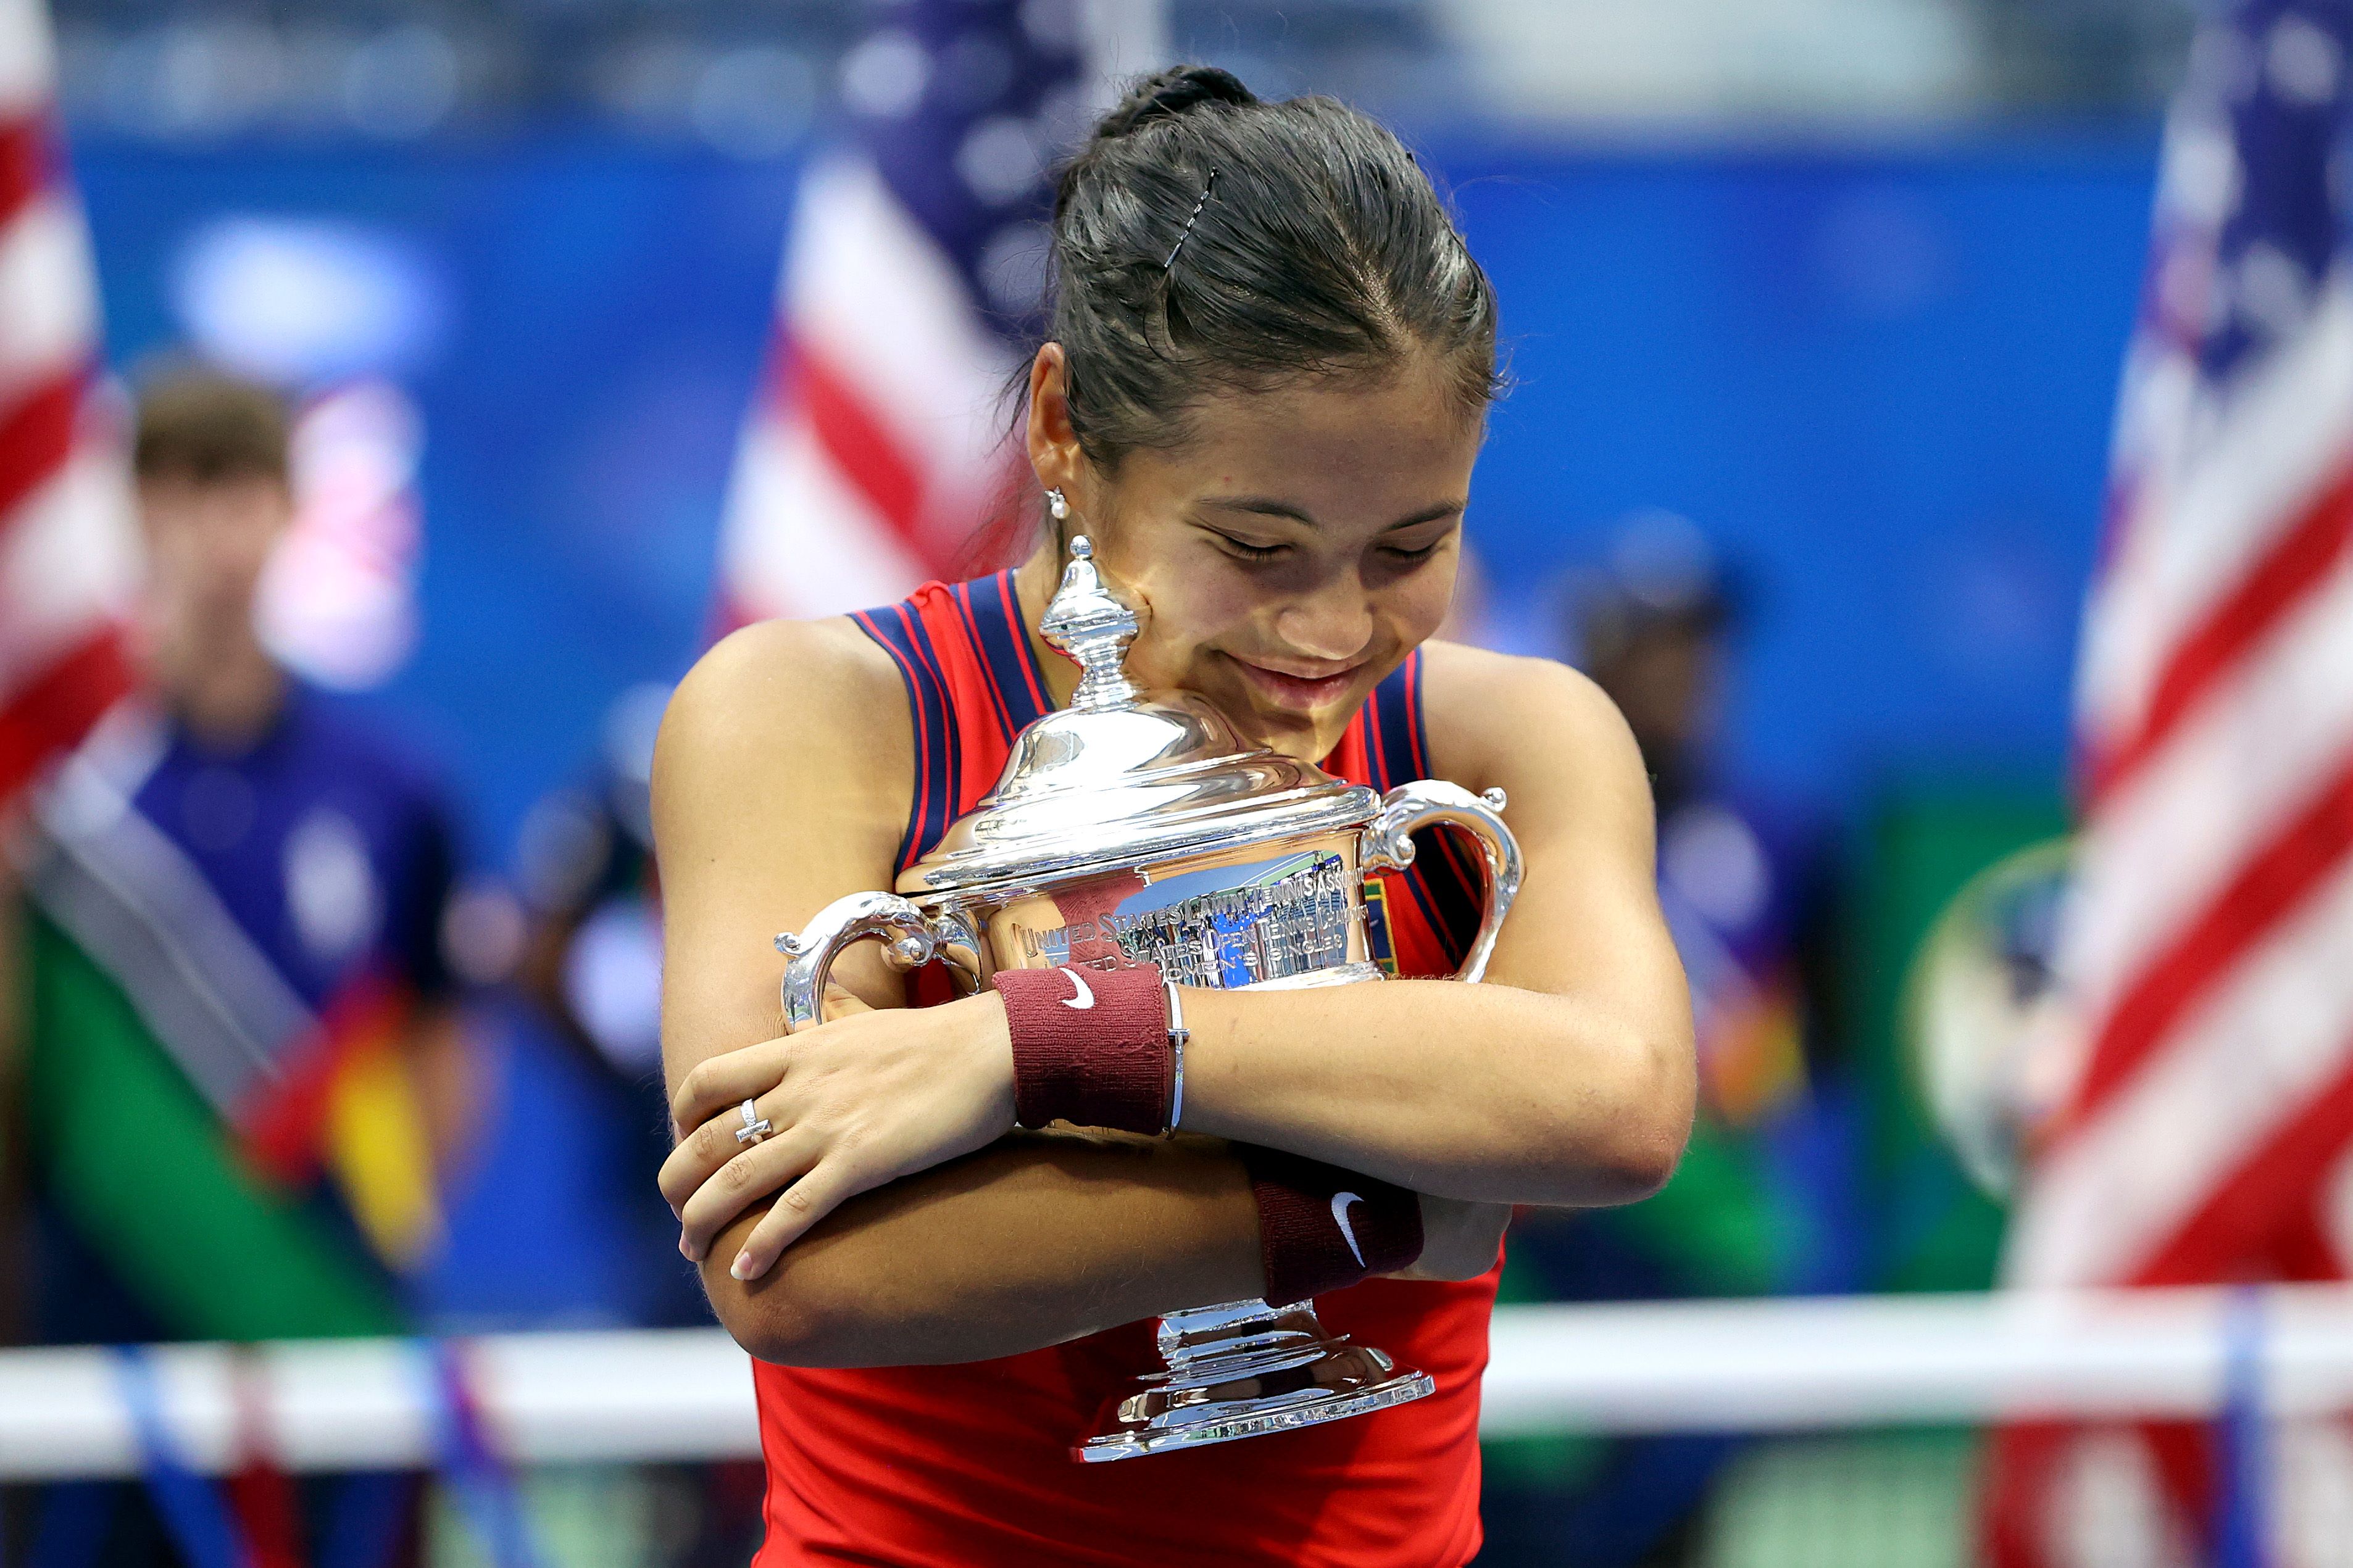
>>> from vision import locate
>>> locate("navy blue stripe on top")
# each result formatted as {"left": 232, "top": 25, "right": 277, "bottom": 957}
{"left": 962, "top": 571, "right": 1051, "bottom": 737}
{"left": 851, "top": 602, "right": 962, "bottom": 874}
{"left": 1400, "top": 650, "right": 1486, "bottom": 963}
{"left": 1363, "top": 658, "right": 1455, "bottom": 959}
{"left": 1367, "top": 655, "right": 1418, "bottom": 794}
{"left": 1363, "top": 652, "right": 1480, "bottom": 968}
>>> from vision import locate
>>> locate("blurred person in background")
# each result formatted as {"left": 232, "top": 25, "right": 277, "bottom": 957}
{"left": 486, "top": 695, "right": 769, "bottom": 1561}
{"left": 501, "top": 683, "right": 714, "bottom": 1329}
{"left": 1, "top": 365, "right": 470, "bottom": 1567}
{"left": 1483, "top": 512, "right": 1851, "bottom": 1566}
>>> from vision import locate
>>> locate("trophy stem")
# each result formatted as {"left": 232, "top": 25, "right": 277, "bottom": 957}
{"left": 1075, "top": 1296, "right": 1435, "bottom": 1462}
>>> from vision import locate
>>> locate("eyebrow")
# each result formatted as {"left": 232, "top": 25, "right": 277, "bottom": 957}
{"left": 1200, "top": 496, "right": 1465, "bottom": 531}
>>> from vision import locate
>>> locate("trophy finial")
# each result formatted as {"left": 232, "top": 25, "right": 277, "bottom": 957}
{"left": 1040, "top": 534, "right": 1143, "bottom": 711}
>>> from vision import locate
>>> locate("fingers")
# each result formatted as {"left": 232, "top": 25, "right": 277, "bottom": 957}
{"left": 820, "top": 981, "right": 875, "bottom": 1016}
{"left": 677, "top": 1124, "right": 821, "bottom": 1263}
{"left": 670, "top": 1040, "right": 789, "bottom": 1139}
{"left": 659, "top": 1092, "right": 787, "bottom": 1214}
{"left": 726, "top": 1157, "right": 876, "bottom": 1282}
{"left": 669, "top": 997, "right": 883, "bottom": 1135}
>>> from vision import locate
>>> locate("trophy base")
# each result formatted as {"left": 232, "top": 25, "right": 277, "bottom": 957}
{"left": 1074, "top": 1296, "right": 1436, "bottom": 1462}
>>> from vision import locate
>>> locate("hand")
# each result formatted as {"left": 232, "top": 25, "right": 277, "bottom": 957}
{"left": 1387, "top": 1195, "right": 1511, "bottom": 1282}
{"left": 660, "top": 991, "right": 1017, "bottom": 1280}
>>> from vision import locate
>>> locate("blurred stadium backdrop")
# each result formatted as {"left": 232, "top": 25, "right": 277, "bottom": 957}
{"left": 8, "top": 0, "right": 2353, "bottom": 1564}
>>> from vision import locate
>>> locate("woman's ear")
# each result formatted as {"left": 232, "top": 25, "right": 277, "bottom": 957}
{"left": 1025, "top": 343, "right": 1085, "bottom": 500}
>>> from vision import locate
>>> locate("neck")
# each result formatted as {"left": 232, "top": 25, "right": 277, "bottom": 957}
{"left": 145, "top": 621, "right": 288, "bottom": 751}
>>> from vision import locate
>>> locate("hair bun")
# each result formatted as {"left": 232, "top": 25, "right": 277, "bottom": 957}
{"left": 1092, "top": 65, "right": 1256, "bottom": 142}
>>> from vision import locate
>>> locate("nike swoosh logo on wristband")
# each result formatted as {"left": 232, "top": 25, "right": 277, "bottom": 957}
{"left": 1332, "top": 1191, "right": 1367, "bottom": 1267}
{"left": 1058, "top": 967, "right": 1096, "bottom": 1009}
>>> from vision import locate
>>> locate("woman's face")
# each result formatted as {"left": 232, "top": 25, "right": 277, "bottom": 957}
{"left": 1035, "top": 348, "right": 1483, "bottom": 763}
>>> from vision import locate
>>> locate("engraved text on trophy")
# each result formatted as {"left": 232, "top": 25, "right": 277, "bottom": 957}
{"left": 1017, "top": 851, "right": 1357, "bottom": 986}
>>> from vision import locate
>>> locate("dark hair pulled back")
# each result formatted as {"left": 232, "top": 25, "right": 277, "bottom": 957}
{"left": 1041, "top": 65, "right": 1502, "bottom": 470}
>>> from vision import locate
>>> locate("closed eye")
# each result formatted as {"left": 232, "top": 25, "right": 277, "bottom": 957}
{"left": 1210, "top": 534, "right": 1291, "bottom": 563}
{"left": 1380, "top": 518, "right": 1460, "bottom": 564}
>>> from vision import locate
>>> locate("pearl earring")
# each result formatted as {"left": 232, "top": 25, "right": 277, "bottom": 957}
{"left": 1046, "top": 487, "right": 1070, "bottom": 522}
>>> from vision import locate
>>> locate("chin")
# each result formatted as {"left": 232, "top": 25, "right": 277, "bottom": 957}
{"left": 1229, "top": 690, "right": 1357, "bottom": 762}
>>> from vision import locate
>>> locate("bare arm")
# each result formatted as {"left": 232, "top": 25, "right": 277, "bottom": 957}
{"left": 696, "top": 1129, "right": 1259, "bottom": 1365}
{"left": 670, "top": 641, "right": 1695, "bottom": 1261}
{"left": 655, "top": 623, "right": 1502, "bottom": 1364}
{"left": 1168, "top": 645, "right": 1696, "bottom": 1203}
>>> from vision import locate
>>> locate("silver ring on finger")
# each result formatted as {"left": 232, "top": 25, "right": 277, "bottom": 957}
{"left": 735, "top": 1098, "right": 773, "bottom": 1147}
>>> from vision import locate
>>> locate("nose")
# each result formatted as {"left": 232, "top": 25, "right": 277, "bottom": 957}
{"left": 1273, "top": 578, "right": 1375, "bottom": 665}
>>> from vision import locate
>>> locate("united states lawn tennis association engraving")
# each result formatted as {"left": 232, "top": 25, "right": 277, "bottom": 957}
{"left": 1017, "top": 852, "right": 1357, "bottom": 986}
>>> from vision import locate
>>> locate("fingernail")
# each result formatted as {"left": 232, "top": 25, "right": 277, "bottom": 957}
{"left": 679, "top": 1235, "right": 694, "bottom": 1261}
{"left": 730, "top": 1252, "right": 754, "bottom": 1280}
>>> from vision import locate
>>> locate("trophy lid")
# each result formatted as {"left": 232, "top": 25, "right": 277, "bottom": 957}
{"left": 897, "top": 537, "right": 1378, "bottom": 898}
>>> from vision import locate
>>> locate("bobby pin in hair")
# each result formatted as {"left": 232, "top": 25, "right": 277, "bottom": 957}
{"left": 1163, "top": 168, "right": 1221, "bottom": 271}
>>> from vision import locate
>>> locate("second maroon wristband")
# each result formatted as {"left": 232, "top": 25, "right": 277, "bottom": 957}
{"left": 991, "top": 961, "right": 1171, "bottom": 1134}
{"left": 1240, "top": 1146, "right": 1424, "bottom": 1307}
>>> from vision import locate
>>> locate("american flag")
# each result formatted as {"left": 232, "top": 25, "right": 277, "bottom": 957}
{"left": 715, "top": 0, "right": 1147, "bottom": 628}
{"left": 1991, "top": 1, "right": 2353, "bottom": 1558}
{"left": 0, "top": 0, "right": 135, "bottom": 809}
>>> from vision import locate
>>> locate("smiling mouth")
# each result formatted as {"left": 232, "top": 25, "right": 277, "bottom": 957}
{"left": 1228, "top": 656, "right": 1367, "bottom": 714}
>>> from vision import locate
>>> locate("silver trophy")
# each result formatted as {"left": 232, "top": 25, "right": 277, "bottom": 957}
{"left": 776, "top": 538, "right": 1520, "bottom": 1461}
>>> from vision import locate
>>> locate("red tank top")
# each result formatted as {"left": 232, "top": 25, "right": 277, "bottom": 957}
{"left": 751, "top": 571, "right": 1502, "bottom": 1566}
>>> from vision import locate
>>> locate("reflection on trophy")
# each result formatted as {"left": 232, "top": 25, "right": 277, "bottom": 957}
{"left": 775, "top": 539, "right": 1521, "bottom": 1461}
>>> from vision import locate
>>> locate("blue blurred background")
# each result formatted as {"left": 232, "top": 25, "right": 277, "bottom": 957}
{"left": 76, "top": 131, "right": 2149, "bottom": 849}
{"left": 54, "top": 4, "right": 2165, "bottom": 1329}
{"left": 25, "top": 2, "right": 2207, "bottom": 1558}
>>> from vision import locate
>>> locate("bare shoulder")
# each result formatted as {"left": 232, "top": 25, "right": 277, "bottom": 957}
{"left": 654, "top": 614, "right": 918, "bottom": 1049}
{"left": 659, "top": 616, "right": 902, "bottom": 768}
{"left": 1412, "top": 639, "right": 1656, "bottom": 879}
{"left": 1414, "top": 642, "right": 1640, "bottom": 787}
{"left": 651, "top": 615, "right": 912, "bottom": 882}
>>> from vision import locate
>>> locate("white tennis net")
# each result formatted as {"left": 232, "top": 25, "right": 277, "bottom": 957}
{"left": 6, "top": 1285, "right": 2349, "bottom": 1566}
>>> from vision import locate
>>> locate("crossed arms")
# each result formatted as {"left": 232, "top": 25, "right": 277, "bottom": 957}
{"left": 654, "top": 620, "right": 1694, "bottom": 1366}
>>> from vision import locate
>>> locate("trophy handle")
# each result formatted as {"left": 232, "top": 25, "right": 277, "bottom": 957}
{"left": 1360, "top": 782, "right": 1523, "bottom": 984}
{"left": 774, "top": 892, "right": 984, "bottom": 1031}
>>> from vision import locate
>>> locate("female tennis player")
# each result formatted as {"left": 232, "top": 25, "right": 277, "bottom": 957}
{"left": 652, "top": 66, "right": 1695, "bottom": 1566}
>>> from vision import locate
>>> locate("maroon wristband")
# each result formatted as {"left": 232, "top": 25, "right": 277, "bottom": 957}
{"left": 1239, "top": 1146, "right": 1425, "bottom": 1307}
{"left": 991, "top": 961, "right": 1172, "bottom": 1134}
